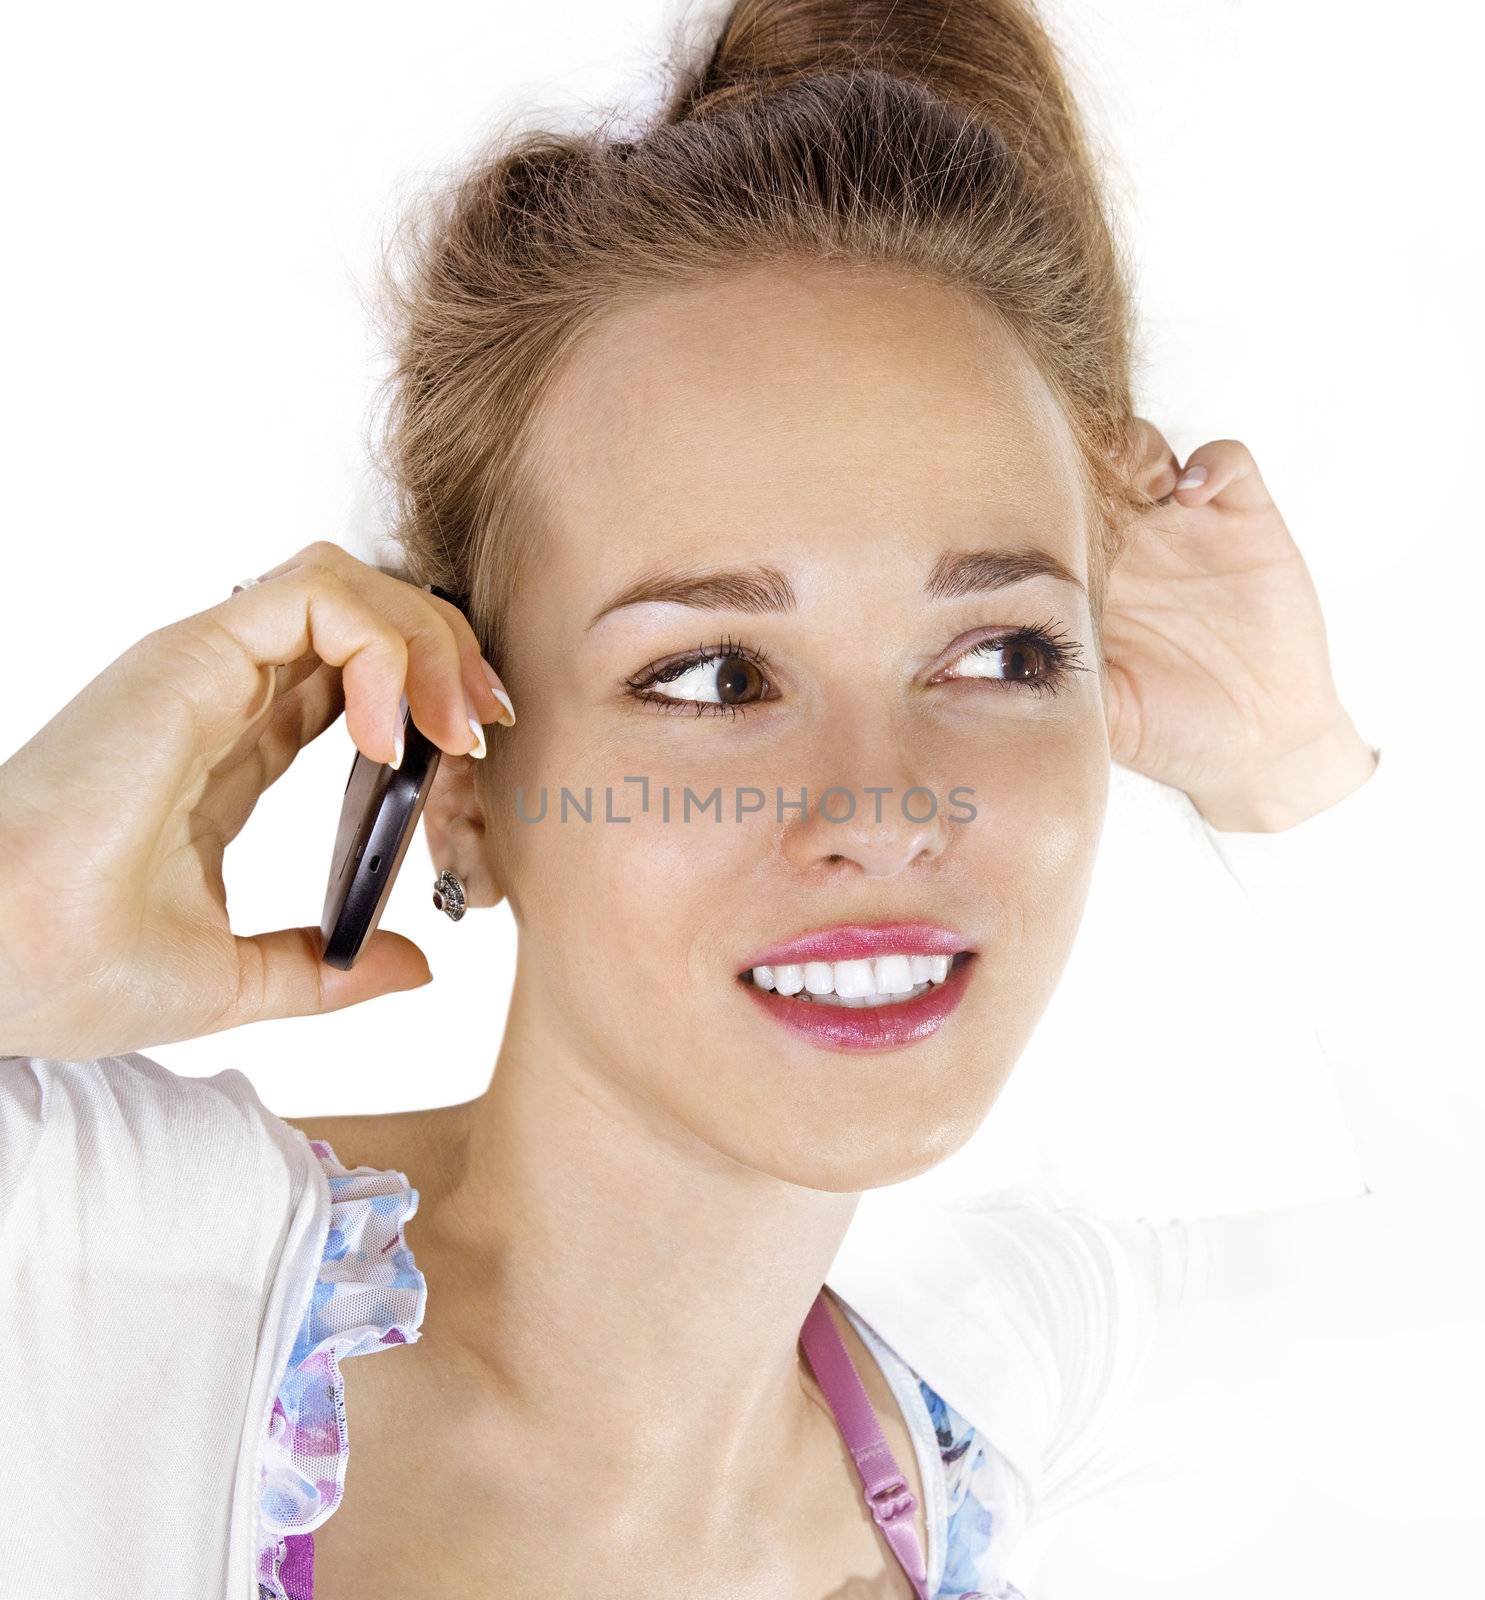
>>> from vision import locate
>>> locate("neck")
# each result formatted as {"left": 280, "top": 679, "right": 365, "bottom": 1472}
{"left": 412, "top": 971, "right": 863, "bottom": 1523}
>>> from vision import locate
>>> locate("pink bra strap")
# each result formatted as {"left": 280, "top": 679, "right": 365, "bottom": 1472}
{"left": 799, "top": 1290, "right": 930, "bottom": 1599}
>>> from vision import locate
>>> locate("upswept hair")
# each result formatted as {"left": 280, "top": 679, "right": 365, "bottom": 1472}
{"left": 373, "top": 0, "right": 1148, "bottom": 674}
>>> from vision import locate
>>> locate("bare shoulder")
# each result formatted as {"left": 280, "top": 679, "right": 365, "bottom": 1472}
{"left": 279, "top": 1103, "right": 466, "bottom": 1193}
{"left": 278, "top": 1109, "right": 388, "bottom": 1160}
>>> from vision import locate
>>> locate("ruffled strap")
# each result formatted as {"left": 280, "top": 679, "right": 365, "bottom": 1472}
{"left": 255, "top": 1138, "right": 427, "bottom": 1600}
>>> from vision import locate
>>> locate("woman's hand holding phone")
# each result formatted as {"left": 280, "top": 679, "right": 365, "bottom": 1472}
{"left": 0, "top": 541, "right": 514, "bottom": 1062}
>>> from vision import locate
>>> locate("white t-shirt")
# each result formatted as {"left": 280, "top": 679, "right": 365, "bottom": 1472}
{"left": 0, "top": 1048, "right": 330, "bottom": 1597}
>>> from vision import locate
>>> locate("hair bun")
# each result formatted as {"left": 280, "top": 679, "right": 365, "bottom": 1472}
{"left": 664, "top": 0, "right": 1096, "bottom": 206}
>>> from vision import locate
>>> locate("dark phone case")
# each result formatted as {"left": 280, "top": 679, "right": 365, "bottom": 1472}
{"left": 317, "top": 582, "right": 467, "bottom": 971}
{"left": 318, "top": 696, "right": 441, "bottom": 970}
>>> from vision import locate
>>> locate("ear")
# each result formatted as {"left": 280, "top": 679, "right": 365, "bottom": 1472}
{"left": 1126, "top": 415, "right": 1183, "bottom": 504}
{"left": 420, "top": 751, "right": 507, "bottom": 911}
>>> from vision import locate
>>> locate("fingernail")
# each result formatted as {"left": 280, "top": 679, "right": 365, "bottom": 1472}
{"left": 1175, "top": 464, "right": 1208, "bottom": 490}
{"left": 465, "top": 701, "right": 487, "bottom": 760}
{"left": 389, "top": 693, "right": 407, "bottom": 770}
{"left": 480, "top": 658, "right": 516, "bottom": 726}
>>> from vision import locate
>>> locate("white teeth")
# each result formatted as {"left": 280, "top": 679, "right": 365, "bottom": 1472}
{"left": 803, "top": 961, "right": 835, "bottom": 995}
{"left": 833, "top": 959, "right": 875, "bottom": 997}
{"left": 874, "top": 954, "right": 915, "bottom": 994}
{"left": 806, "top": 980, "right": 933, "bottom": 1008}
{"left": 746, "top": 951, "right": 963, "bottom": 1000}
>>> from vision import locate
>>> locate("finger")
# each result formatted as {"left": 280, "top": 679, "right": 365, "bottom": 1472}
{"left": 199, "top": 651, "right": 333, "bottom": 775}
{"left": 247, "top": 543, "right": 478, "bottom": 757}
{"left": 373, "top": 582, "right": 514, "bottom": 742}
{"left": 225, "top": 924, "right": 432, "bottom": 1029}
{"left": 422, "top": 589, "right": 516, "bottom": 730}
{"left": 257, "top": 659, "right": 346, "bottom": 790}
{"left": 193, "top": 662, "right": 347, "bottom": 847}
{"left": 278, "top": 653, "right": 344, "bottom": 736}
{"left": 176, "top": 566, "right": 411, "bottom": 767}
{"left": 295, "top": 555, "right": 514, "bottom": 735}
{"left": 1170, "top": 439, "right": 1275, "bottom": 513}
{"left": 1128, "top": 416, "right": 1183, "bottom": 506}
{"left": 361, "top": 582, "right": 476, "bottom": 760}
{"left": 253, "top": 544, "right": 504, "bottom": 752}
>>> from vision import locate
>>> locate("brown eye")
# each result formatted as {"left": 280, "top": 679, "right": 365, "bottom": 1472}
{"left": 940, "top": 623, "right": 1087, "bottom": 699}
{"left": 632, "top": 645, "right": 772, "bottom": 715}
{"left": 716, "top": 657, "right": 764, "bottom": 703}
{"left": 958, "top": 638, "right": 1051, "bottom": 684}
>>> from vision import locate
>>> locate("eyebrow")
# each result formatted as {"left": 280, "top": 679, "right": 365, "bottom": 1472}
{"left": 585, "top": 544, "right": 1086, "bottom": 630}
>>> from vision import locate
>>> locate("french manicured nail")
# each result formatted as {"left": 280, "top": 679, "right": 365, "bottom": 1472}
{"left": 1175, "top": 464, "right": 1209, "bottom": 490}
{"left": 389, "top": 693, "right": 407, "bottom": 770}
{"left": 479, "top": 658, "right": 516, "bottom": 726}
{"left": 465, "top": 699, "right": 487, "bottom": 760}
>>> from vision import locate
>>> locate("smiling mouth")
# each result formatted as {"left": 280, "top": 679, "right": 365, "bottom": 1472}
{"left": 739, "top": 950, "right": 973, "bottom": 1007}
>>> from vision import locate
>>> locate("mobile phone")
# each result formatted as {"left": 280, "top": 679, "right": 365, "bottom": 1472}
{"left": 317, "top": 581, "right": 463, "bottom": 971}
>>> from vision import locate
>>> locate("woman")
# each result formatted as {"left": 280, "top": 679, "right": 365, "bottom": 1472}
{"left": 0, "top": 1, "right": 1397, "bottom": 1596}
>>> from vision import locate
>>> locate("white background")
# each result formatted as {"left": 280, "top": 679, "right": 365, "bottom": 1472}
{"left": 1, "top": 1, "right": 1477, "bottom": 1141}
{"left": 2, "top": 3, "right": 1482, "bottom": 1593}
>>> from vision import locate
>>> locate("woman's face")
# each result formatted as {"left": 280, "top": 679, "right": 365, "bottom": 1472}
{"left": 476, "top": 262, "right": 1110, "bottom": 1191}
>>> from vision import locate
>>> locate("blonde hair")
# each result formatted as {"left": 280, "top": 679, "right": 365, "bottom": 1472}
{"left": 373, "top": 0, "right": 1148, "bottom": 677}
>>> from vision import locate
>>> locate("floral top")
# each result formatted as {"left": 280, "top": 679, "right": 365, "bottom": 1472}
{"left": 918, "top": 1386, "right": 1028, "bottom": 1598}
{"left": 255, "top": 1140, "right": 427, "bottom": 1600}
{"left": 254, "top": 1140, "right": 1026, "bottom": 1599}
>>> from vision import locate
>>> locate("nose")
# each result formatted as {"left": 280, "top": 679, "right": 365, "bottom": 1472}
{"left": 779, "top": 727, "right": 950, "bottom": 879}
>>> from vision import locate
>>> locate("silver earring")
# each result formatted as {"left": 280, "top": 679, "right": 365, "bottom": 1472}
{"left": 432, "top": 867, "right": 466, "bottom": 921}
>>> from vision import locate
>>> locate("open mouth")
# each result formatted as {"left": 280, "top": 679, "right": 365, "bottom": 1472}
{"left": 739, "top": 950, "right": 973, "bottom": 1008}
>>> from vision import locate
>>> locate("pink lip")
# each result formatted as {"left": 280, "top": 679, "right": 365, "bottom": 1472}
{"left": 737, "top": 921, "right": 973, "bottom": 975}
{"left": 741, "top": 950, "right": 976, "bottom": 1053}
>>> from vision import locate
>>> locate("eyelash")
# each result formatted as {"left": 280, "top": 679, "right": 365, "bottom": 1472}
{"left": 625, "top": 620, "right": 1090, "bottom": 718}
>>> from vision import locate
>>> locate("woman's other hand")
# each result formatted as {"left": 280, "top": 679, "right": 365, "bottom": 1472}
{"left": 1102, "top": 423, "right": 1377, "bottom": 831}
{"left": 0, "top": 541, "right": 515, "bottom": 1061}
